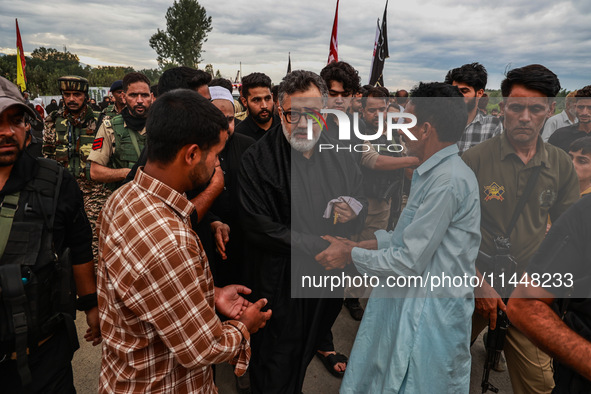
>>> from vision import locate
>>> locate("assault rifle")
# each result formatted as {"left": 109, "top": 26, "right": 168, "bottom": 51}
{"left": 477, "top": 238, "right": 517, "bottom": 394}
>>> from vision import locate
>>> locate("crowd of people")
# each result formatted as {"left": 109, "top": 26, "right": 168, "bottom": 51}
{"left": 1, "top": 59, "right": 591, "bottom": 394}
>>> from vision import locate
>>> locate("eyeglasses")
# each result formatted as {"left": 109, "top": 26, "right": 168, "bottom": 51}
{"left": 280, "top": 107, "right": 323, "bottom": 124}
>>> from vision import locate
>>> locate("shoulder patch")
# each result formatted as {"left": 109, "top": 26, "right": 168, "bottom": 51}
{"left": 104, "top": 118, "right": 111, "bottom": 128}
{"left": 92, "top": 137, "right": 104, "bottom": 151}
{"left": 484, "top": 182, "right": 505, "bottom": 201}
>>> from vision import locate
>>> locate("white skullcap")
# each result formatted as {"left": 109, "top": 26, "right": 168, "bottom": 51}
{"left": 209, "top": 86, "right": 234, "bottom": 104}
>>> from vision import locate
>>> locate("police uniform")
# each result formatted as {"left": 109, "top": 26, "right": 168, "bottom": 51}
{"left": 0, "top": 151, "right": 94, "bottom": 392}
{"left": 87, "top": 113, "right": 146, "bottom": 189}
{"left": 463, "top": 132, "right": 580, "bottom": 394}
{"left": 42, "top": 76, "right": 99, "bottom": 178}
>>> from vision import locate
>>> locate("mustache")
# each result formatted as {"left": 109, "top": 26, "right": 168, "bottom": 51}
{"left": 0, "top": 136, "right": 18, "bottom": 146}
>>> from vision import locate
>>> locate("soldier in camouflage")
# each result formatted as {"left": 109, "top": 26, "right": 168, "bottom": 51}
{"left": 43, "top": 76, "right": 99, "bottom": 178}
{"left": 88, "top": 72, "right": 152, "bottom": 189}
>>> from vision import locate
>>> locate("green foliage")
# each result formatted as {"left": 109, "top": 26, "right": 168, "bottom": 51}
{"left": 485, "top": 89, "right": 573, "bottom": 115}
{"left": 87, "top": 66, "right": 135, "bottom": 87}
{"left": 0, "top": 47, "right": 162, "bottom": 95}
{"left": 149, "top": 0, "right": 212, "bottom": 69}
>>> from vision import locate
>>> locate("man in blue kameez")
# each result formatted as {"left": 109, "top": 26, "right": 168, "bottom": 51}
{"left": 316, "top": 82, "right": 481, "bottom": 394}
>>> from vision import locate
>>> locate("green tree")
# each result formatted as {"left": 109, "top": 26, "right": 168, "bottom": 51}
{"left": 149, "top": 0, "right": 212, "bottom": 69}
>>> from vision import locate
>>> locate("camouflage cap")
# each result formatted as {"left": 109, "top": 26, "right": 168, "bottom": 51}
{"left": 0, "top": 76, "right": 38, "bottom": 118}
{"left": 58, "top": 76, "right": 89, "bottom": 93}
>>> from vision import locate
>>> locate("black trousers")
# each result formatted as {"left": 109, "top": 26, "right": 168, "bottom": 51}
{"left": 249, "top": 297, "right": 343, "bottom": 394}
{"left": 0, "top": 328, "right": 77, "bottom": 394}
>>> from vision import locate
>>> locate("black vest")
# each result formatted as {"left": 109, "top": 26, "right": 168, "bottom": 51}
{"left": 0, "top": 159, "right": 76, "bottom": 357}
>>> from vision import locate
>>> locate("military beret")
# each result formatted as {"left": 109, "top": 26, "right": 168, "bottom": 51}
{"left": 110, "top": 80, "right": 123, "bottom": 93}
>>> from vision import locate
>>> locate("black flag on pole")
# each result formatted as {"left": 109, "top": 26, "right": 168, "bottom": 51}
{"left": 369, "top": 0, "right": 389, "bottom": 86}
{"left": 287, "top": 52, "right": 292, "bottom": 74}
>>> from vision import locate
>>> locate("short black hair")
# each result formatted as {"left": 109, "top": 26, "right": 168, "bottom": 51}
{"left": 409, "top": 82, "right": 467, "bottom": 143}
{"left": 271, "top": 85, "right": 279, "bottom": 102}
{"left": 320, "top": 61, "right": 361, "bottom": 95}
{"left": 157, "top": 67, "right": 212, "bottom": 96}
{"left": 146, "top": 89, "right": 228, "bottom": 164}
{"left": 362, "top": 87, "right": 388, "bottom": 108}
{"left": 209, "top": 78, "right": 233, "bottom": 93}
{"left": 444, "top": 63, "right": 488, "bottom": 92}
{"left": 150, "top": 84, "right": 158, "bottom": 97}
{"left": 569, "top": 136, "right": 591, "bottom": 156}
{"left": 575, "top": 85, "right": 591, "bottom": 98}
{"left": 363, "top": 87, "right": 388, "bottom": 98}
{"left": 500, "top": 64, "right": 561, "bottom": 98}
{"left": 241, "top": 72, "right": 272, "bottom": 98}
{"left": 123, "top": 72, "right": 151, "bottom": 91}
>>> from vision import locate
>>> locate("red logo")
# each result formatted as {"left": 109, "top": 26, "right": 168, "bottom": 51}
{"left": 92, "top": 138, "right": 104, "bottom": 150}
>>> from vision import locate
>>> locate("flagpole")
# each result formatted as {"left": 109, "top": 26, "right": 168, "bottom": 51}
{"left": 327, "top": 0, "right": 339, "bottom": 64}
{"left": 287, "top": 52, "right": 292, "bottom": 74}
{"left": 16, "top": 18, "right": 27, "bottom": 92}
{"left": 368, "top": 0, "right": 389, "bottom": 86}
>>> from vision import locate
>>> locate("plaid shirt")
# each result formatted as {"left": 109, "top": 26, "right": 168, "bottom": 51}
{"left": 457, "top": 112, "right": 502, "bottom": 154}
{"left": 96, "top": 168, "right": 250, "bottom": 394}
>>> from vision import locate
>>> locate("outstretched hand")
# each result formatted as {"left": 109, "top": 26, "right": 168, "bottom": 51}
{"left": 215, "top": 285, "right": 252, "bottom": 319}
{"left": 315, "top": 235, "right": 354, "bottom": 270}
{"left": 239, "top": 298, "right": 272, "bottom": 334}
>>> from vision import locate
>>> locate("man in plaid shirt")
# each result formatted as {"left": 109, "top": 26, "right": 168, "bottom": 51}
{"left": 96, "top": 89, "right": 271, "bottom": 393}
{"left": 445, "top": 63, "right": 502, "bottom": 154}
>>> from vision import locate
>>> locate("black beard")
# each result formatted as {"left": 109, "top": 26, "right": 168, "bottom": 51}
{"left": 130, "top": 106, "right": 147, "bottom": 118}
{"left": 0, "top": 137, "right": 24, "bottom": 167}
{"left": 249, "top": 106, "right": 273, "bottom": 125}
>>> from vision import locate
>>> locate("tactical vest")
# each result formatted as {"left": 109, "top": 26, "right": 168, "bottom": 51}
{"left": 110, "top": 115, "right": 146, "bottom": 170}
{"left": 0, "top": 159, "right": 78, "bottom": 384}
{"left": 361, "top": 134, "right": 404, "bottom": 200}
{"left": 52, "top": 107, "right": 98, "bottom": 177}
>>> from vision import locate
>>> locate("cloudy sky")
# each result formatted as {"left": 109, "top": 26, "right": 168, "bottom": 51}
{"left": 1, "top": 0, "right": 590, "bottom": 91}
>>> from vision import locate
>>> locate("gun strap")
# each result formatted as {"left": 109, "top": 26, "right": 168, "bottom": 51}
{"left": 481, "top": 166, "right": 542, "bottom": 240}
{"left": 129, "top": 130, "right": 141, "bottom": 158}
{"left": 0, "top": 192, "right": 20, "bottom": 258}
{"left": 0, "top": 264, "right": 32, "bottom": 385}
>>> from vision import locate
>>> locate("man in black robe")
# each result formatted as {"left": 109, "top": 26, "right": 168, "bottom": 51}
{"left": 239, "top": 70, "right": 367, "bottom": 394}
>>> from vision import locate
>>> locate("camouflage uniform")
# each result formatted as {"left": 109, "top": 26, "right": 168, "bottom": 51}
{"left": 87, "top": 114, "right": 146, "bottom": 189}
{"left": 42, "top": 76, "right": 99, "bottom": 178}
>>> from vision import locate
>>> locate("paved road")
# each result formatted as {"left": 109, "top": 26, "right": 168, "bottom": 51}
{"left": 73, "top": 302, "right": 513, "bottom": 393}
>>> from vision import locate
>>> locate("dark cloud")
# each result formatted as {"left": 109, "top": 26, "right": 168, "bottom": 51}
{"left": 0, "top": 0, "right": 588, "bottom": 91}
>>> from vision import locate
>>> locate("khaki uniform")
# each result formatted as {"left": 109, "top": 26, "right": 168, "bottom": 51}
{"left": 463, "top": 132, "right": 579, "bottom": 394}
{"left": 42, "top": 105, "right": 98, "bottom": 178}
{"left": 87, "top": 115, "right": 146, "bottom": 189}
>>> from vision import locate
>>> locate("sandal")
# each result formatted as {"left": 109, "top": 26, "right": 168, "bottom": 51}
{"left": 316, "top": 352, "right": 348, "bottom": 378}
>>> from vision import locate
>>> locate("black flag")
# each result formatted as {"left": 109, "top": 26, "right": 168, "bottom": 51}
{"left": 369, "top": 0, "right": 389, "bottom": 86}
{"left": 287, "top": 52, "right": 292, "bottom": 74}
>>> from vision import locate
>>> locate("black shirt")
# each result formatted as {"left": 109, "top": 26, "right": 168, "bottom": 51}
{"left": 235, "top": 114, "right": 280, "bottom": 141}
{"left": 526, "top": 195, "right": 591, "bottom": 298}
{"left": 0, "top": 151, "right": 93, "bottom": 265}
{"left": 548, "top": 124, "right": 591, "bottom": 152}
